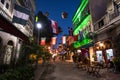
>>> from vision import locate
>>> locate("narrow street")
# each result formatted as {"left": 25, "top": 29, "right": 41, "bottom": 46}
{"left": 38, "top": 61, "right": 120, "bottom": 80}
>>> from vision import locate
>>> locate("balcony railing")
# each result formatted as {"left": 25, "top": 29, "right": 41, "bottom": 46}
{"left": 109, "top": 10, "right": 119, "bottom": 21}
{"left": 94, "top": 15, "right": 107, "bottom": 31}
{"left": 94, "top": 8, "right": 120, "bottom": 31}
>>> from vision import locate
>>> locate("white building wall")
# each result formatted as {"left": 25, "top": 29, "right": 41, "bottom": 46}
{"left": 0, "top": 0, "right": 36, "bottom": 64}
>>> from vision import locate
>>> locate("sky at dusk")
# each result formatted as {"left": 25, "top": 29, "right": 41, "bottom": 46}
{"left": 35, "top": 0, "right": 81, "bottom": 44}
{"left": 35, "top": 0, "right": 107, "bottom": 45}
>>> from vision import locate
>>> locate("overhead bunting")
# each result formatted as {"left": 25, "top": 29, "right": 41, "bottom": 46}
{"left": 12, "top": 4, "right": 30, "bottom": 26}
{"left": 40, "top": 37, "right": 46, "bottom": 45}
{"left": 51, "top": 20, "right": 58, "bottom": 34}
{"left": 62, "top": 36, "right": 66, "bottom": 44}
{"left": 67, "top": 36, "right": 74, "bottom": 46}
{"left": 73, "top": 35, "right": 78, "bottom": 41}
{"left": 51, "top": 37, "right": 57, "bottom": 45}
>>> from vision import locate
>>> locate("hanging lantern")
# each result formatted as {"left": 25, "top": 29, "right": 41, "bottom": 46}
{"left": 61, "top": 12, "right": 68, "bottom": 19}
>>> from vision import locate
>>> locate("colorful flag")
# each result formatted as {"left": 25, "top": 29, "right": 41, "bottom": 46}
{"left": 62, "top": 36, "right": 66, "bottom": 44}
{"left": 51, "top": 37, "right": 57, "bottom": 45}
{"left": 12, "top": 4, "right": 30, "bottom": 25}
{"left": 51, "top": 20, "right": 58, "bottom": 34}
{"left": 73, "top": 35, "right": 78, "bottom": 41}
{"left": 66, "top": 36, "right": 74, "bottom": 46}
{"left": 40, "top": 37, "right": 46, "bottom": 45}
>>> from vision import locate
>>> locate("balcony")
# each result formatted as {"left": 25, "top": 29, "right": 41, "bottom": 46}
{"left": 109, "top": 11, "right": 119, "bottom": 21}
{"left": 94, "top": 8, "right": 120, "bottom": 34}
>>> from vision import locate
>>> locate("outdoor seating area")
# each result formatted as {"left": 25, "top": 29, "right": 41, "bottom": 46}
{"left": 75, "top": 61, "right": 104, "bottom": 78}
{"left": 74, "top": 58, "right": 120, "bottom": 79}
{"left": 86, "top": 65, "right": 101, "bottom": 77}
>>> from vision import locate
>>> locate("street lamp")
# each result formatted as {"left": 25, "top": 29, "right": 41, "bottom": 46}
{"left": 35, "top": 22, "right": 42, "bottom": 69}
{"left": 36, "top": 23, "right": 42, "bottom": 45}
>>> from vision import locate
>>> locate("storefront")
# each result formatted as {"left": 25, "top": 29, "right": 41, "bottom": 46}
{"left": 94, "top": 40, "right": 114, "bottom": 63}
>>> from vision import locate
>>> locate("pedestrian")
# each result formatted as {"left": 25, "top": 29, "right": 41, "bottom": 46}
{"left": 109, "top": 56, "right": 114, "bottom": 68}
{"left": 52, "top": 53, "right": 57, "bottom": 62}
{"left": 72, "top": 52, "right": 78, "bottom": 68}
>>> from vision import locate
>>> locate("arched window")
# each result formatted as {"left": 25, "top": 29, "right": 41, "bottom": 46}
{"left": 7, "top": 40, "right": 14, "bottom": 46}
{"left": 1, "top": 0, "right": 5, "bottom": 4}
{"left": 6, "top": 3, "right": 9, "bottom": 9}
{"left": 4, "top": 40, "right": 14, "bottom": 64}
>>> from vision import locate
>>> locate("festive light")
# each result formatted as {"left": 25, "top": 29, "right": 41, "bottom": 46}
{"left": 72, "top": 0, "right": 89, "bottom": 23}
{"left": 73, "top": 15, "right": 91, "bottom": 35}
{"left": 74, "top": 38, "right": 92, "bottom": 48}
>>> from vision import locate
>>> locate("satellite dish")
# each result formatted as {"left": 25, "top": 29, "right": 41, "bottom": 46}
{"left": 61, "top": 12, "right": 68, "bottom": 19}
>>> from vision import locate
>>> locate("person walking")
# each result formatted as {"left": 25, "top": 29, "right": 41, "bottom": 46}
{"left": 72, "top": 52, "right": 77, "bottom": 68}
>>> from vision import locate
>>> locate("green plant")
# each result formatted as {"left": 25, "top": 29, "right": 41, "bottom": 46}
{"left": 0, "top": 65, "right": 34, "bottom": 80}
{"left": 92, "top": 54, "right": 97, "bottom": 61}
{"left": 113, "top": 56, "right": 120, "bottom": 64}
{"left": 113, "top": 56, "right": 120, "bottom": 72}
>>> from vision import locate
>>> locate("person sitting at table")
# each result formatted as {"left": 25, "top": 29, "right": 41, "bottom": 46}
{"left": 99, "top": 60, "right": 104, "bottom": 68}
{"left": 108, "top": 56, "right": 114, "bottom": 68}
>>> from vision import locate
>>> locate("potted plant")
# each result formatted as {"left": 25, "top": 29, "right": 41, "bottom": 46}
{"left": 113, "top": 56, "right": 120, "bottom": 72}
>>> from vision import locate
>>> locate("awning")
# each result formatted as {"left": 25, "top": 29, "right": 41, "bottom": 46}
{"left": 0, "top": 14, "right": 29, "bottom": 41}
{"left": 80, "top": 42, "right": 94, "bottom": 48}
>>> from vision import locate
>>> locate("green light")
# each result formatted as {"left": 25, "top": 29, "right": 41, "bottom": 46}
{"left": 72, "top": 0, "right": 89, "bottom": 23}
{"left": 35, "top": 16, "right": 38, "bottom": 22}
{"left": 73, "top": 38, "right": 92, "bottom": 48}
{"left": 72, "top": 0, "right": 87, "bottom": 21}
{"left": 73, "top": 15, "right": 91, "bottom": 35}
{"left": 73, "top": 1, "right": 89, "bottom": 23}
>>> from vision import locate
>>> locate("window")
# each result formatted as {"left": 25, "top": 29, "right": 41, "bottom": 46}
{"left": 1, "top": 0, "right": 5, "bottom": 4}
{"left": 98, "top": 19, "right": 104, "bottom": 28}
{"left": 6, "top": 3, "right": 9, "bottom": 9}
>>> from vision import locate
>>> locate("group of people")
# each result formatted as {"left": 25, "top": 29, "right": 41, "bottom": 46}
{"left": 72, "top": 52, "right": 90, "bottom": 65}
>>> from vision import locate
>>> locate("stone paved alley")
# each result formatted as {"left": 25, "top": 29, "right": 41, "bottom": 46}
{"left": 34, "top": 61, "right": 120, "bottom": 80}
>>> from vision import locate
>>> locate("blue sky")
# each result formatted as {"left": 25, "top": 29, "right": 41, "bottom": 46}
{"left": 35, "top": 0, "right": 81, "bottom": 44}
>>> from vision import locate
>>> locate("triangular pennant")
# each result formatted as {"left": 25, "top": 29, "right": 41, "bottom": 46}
{"left": 40, "top": 37, "right": 46, "bottom": 45}
{"left": 62, "top": 36, "right": 66, "bottom": 44}
{"left": 51, "top": 20, "right": 58, "bottom": 34}
{"left": 51, "top": 37, "right": 57, "bottom": 45}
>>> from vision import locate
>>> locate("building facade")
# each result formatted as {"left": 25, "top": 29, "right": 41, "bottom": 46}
{"left": 93, "top": 0, "right": 120, "bottom": 63}
{"left": 72, "top": 0, "right": 95, "bottom": 63}
{"left": 72, "top": 0, "right": 93, "bottom": 48}
{"left": 71, "top": 0, "right": 120, "bottom": 64}
{"left": 0, "top": 0, "right": 36, "bottom": 65}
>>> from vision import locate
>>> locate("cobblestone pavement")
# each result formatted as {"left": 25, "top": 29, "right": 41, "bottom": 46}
{"left": 38, "top": 61, "right": 120, "bottom": 80}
